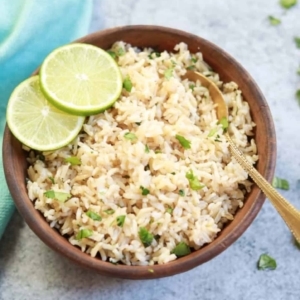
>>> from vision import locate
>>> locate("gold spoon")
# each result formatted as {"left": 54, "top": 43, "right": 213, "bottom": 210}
{"left": 184, "top": 70, "right": 300, "bottom": 243}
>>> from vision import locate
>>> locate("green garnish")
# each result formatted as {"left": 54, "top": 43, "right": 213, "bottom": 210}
{"left": 191, "top": 57, "right": 198, "bottom": 63}
{"left": 64, "top": 156, "right": 81, "bottom": 166}
{"left": 116, "top": 215, "right": 126, "bottom": 227}
{"left": 140, "top": 186, "right": 150, "bottom": 196}
{"left": 124, "top": 132, "right": 137, "bottom": 141}
{"left": 297, "top": 68, "right": 300, "bottom": 75}
{"left": 186, "top": 170, "right": 205, "bottom": 191}
{"left": 171, "top": 172, "right": 176, "bottom": 175}
{"left": 48, "top": 176, "right": 55, "bottom": 184}
{"left": 268, "top": 16, "right": 281, "bottom": 26}
{"left": 138, "top": 227, "right": 154, "bottom": 247}
{"left": 135, "top": 122, "right": 142, "bottom": 126}
{"left": 189, "top": 84, "right": 195, "bottom": 91}
{"left": 272, "top": 177, "right": 290, "bottom": 190}
{"left": 155, "top": 149, "right": 162, "bottom": 154}
{"left": 257, "top": 254, "right": 277, "bottom": 270}
{"left": 179, "top": 189, "right": 185, "bottom": 196}
{"left": 166, "top": 207, "right": 173, "bottom": 214}
{"left": 107, "top": 50, "right": 116, "bottom": 59}
{"left": 164, "top": 68, "right": 174, "bottom": 79}
{"left": 219, "top": 117, "right": 229, "bottom": 131}
{"left": 145, "top": 144, "right": 150, "bottom": 153}
{"left": 148, "top": 52, "right": 161, "bottom": 59}
{"left": 104, "top": 209, "right": 115, "bottom": 215}
{"left": 171, "top": 242, "right": 191, "bottom": 257}
{"left": 86, "top": 211, "right": 102, "bottom": 221}
{"left": 280, "top": 0, "right": 297, "bottom": 9}
{"left": 208, "top": 128, "right": 218, "bottom": 137}
{"left": 44, "top": 190, "right": 71, "bottom": 202}
{"left": 296, "top": 90, "right": 300, "bottom": 106}
{"left": 294, "top": 37, "right": 300, "bottom": 48}
{"left": 175, "top": 134, "right": 191, "bottom": 149}
{"left": 171, "top": 60, "right": 176, "bottom": 66}
{"left": 116, "top": 47, "right": 125, "bottom": 56}
{"left": 123, "top": 76, "right": 133, "bottom": 92}
{"left": 76, "top": 229, "right": 93, "bottom": 240}
{"left": 186, "top": 65, "right": 196, "bottom": 70}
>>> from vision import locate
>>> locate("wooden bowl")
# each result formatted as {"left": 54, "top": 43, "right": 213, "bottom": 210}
{"left": 3, "top": 25, "right": 276, "bottom": 279}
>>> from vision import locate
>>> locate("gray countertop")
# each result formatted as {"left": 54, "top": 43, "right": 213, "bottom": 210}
{"left": 1, "top": 0, "right": 300, "bottom": 299}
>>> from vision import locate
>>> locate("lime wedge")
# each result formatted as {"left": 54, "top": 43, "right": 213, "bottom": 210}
{"left": 6, "top": 76, "right": 85, "bottom": 151}
{"left": 39, "top": 43, "right": 123, "bottom": 116}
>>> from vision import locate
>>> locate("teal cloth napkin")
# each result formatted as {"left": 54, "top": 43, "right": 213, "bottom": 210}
{"left": 0, "top": 0, "right": 93, "bottom": 239}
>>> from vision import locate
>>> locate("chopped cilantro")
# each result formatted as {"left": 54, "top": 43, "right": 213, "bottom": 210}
{"left": 189, "top": 84, "right": 195, "bottom": 91}
{"left": 219, "top": 117, "right": 229, "bottom": 131}
{"left": 186, "top": 170, "right": 205, "bottom": 191}
{"left": 124, "top": 132, "right": 137, "bottom": 141}
{"left": 294, "top": 37, "right": 300, "bottom": 48}
{"left": 171, "top": 172, "right": 176, "bottom": 175}
{"left": 44, "top": 190, "right": 71, "bottom": 202}
{"left": 166, "top": 207, "right": 173, "bottom": 214}
{"left": 155, "top": 149, "right": 162, "bottom": 154}
{"left": 296, "top": 89, "right": 300, "bottom": 105}
{"left": 135, "top": 122, "right": 142, "bottom": 126}
{"left": 280, "top": 0, "right": 297, "bottom": 9}
{"left": 116, "top": 215, "right": 126, "bottom": 227}
{"left": 86, "top": 211, "right": 102, "bottom": 221}
{"left": 179, "top": 189, "right": 185, "bottom": 196}
{"left": 104, "top": 209, "right": 115, "bottom": 215}
{"left": 164, "top": 68, "right": 174, "bottom": 79}
{"left": 140, "top": 186, "right": 150, "bottom": 196}
{"left": 64, "top": 156, "right": 81, "bottom": 166}
{"left": 76, "top": 229, "right": 93, "bottom": 240}
{"left": 297, "top": 68, "right": 300, "bottom": 75}
{"left": 191, "top": 57, "right": 198, "bottom": 63}
{"left": 187, "top": 65, "right": 196, "bottom": 70}
{"left": 208, "top": 128, "right": 218, "bottom": 137}
{"left": 139, "top": 227, "right": 153, "bottom": 247}
{"left": 116, "top": 47, "right": 125, "bottom": 56}
{"left": 268, "top": 16, "right": 281, "bottom": 26}
{"left": 272, "top": 177, "right": 289, "bottom": 190}
{"left": 107, "top": 50, "right": 116, "bottom": 59}
{"left": 123, "top": 76, "right": 133, "bottom": 92}
{"left": 145, "top": 144, "right": 150, "bottom": 153}
{"left": 257, "top": 254, "right": 277, "bottom": 270}
{"left": 175, "top": 134, "right": 191, "bottom": 149}
{"left": 148, "top": 52, "right": 161, "bottom": 59}
{"left": 48, "top": 176, "right": 55, "bottom": 184}
{"left": 171, "top": 242, "right": 191, "bottom": 257}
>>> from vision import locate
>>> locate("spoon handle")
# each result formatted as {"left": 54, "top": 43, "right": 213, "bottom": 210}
{"left": 225, "top": 133, "right": 300, "bottom": 242}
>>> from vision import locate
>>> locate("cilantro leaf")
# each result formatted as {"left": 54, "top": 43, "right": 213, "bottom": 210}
{"left": 145, "top": 144, "right": 150, "bottom": 153}
{"left": 268, "top": 15, "right": 281, "bottom": 26}
{"left": 44, "top": 190, "right": 71, "bottom": 202}
{"left": 219, "top": 117, "right": 229, "bottom": 131}
{"left": 166, "top": 207, "right": 173, "bottom": 214}
{"left": 272, "top": 177, "right": 290, "bottom": 190}
{"left": 164, "top": 68, "right": 174, "bottom": 79}
{"left": 189, "top": 84, "right": 195, "bottom": 91}
{"left": 148, "top": 52, "right": 161, "bottom": 59}
{"left": 48, "top": 176, "right": 55, "bottom": 184}
{"left": 175, "top": 135, "right": 191, "bottom": 149}
{"left": 107, "top": 50, "right": 116, "bottom": 59}
{"left": 186, "top": 170, "right": 205, "bottom": 191}
{"left": 280, "top": 0, "right": 297, "bottom": 9}
{"left": 116, "top": 215, "right": 126, "bottom": 227}
{"left": 294, "top": 37, "right": 300, "bottom": 48}
{"left": 257, "top": 253, "right": 277, "bottom": 270}
{"left": 296, "top": 90, "right": 300, "bottom": 106}
{"left": 179, "top": 189, "right": 185, "bottom": 196}
{"left": 104, "top": 209, "right": 115, "bottom": 215}
{"left": 64, "top": 156, "right": 81, "bottom": 166}
{"left": 187, "top": 65, "right": 196, "bottom": 70}
{"left": 138, "top": 227, "right": 154, "bottom": 247}
{"left": 171, "top": 242, "right": 191, "bottom": 257}
{"left": 86, "top": 211, "right": 102, "bottom": 221}
{"left": 124, "top": 132, "right": 137, "bottom": 141}
{"left": 208, "top": 128, "right": 218, "bottom": 137}
{"left": 123, "top": 76, "right": 133, "bottom": 92}
{"left": 76, "top": 229, "right": 93, "bottom": 240}
{"left": 117, "top": 47, "right": 125, "bottom": 56}
{"left": 140, "top": 186, "right": 150, "bottom": 196}
{"left": 191, "top": 57, "right": 198, "bottom": 63}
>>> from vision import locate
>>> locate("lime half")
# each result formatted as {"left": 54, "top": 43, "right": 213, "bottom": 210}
{"left": 39, "top": 43, "right": 123, "bottom": 116}
{"left": 6, "top": 76, "right": 85, "bottom": 151}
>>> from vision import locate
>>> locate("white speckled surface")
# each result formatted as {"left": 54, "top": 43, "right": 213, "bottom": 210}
{"left": 1, "top": 0, "right": 300, "bottom": 299}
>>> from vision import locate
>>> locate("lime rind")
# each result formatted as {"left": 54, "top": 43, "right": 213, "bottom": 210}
{"left": 39, "top": 43, "right": 123, "bottom": 116}
{"left": 6, "top": 76, "right": 85, "bottom": 151}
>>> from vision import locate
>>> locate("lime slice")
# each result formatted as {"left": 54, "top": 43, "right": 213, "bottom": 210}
{"left": 6, "top": 76, "right": 85, "bottom": 151}
{"left": 39, "top": 43, "right": 123, "bottom": 116}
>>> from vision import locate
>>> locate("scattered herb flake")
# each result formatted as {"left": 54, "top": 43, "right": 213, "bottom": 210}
{"left": 116, "top": 215, "right": 126, "bottom": 227}
{"left": 65, "top": 156, "right": 81, "bottom": 166}
{"left": 166, "top": 207, "right": 173, "bottom": 214}
{"left": 296, "top": 90, "right": 300, "bottom": 105}
{"left": 164, "top": 68, "right": 174, "bottom": 79}
{"left": 280, "top": 0, "right": 297, "bottom": 9}
{"left": 272, "top": 177, "right": 290, "bottom": 190}
{"left": 268, "top": 15, "right": 281, "bottom": 26}
{"left": 145, "top": 144, "right": 150, "bottom": 153}
{"left": 148, "top": 52, "right": 161, "bottom": 59}
{"left": 117, "top": 47, "right": 125, "bottom": 56}
{"left": 123, "top": 76, "right": 133, "bottom": 92}
{"left": 135, "top": 122, "right": 142, "bottom": 126}
{"left": 140, "top": 186, "right": 150, "bottom": 196}
{"left": 86, "top": 211, "right": 102, "bottom": 221}
{"left": 219, "top": 117, "right": 229, "bottom": 131}
{"left": 48, "top": 176, "right": 55, "bottom": 184}
{"left": 171, "top": 242, "right": 191, "bottom": 257}
{"left": 171, "top": 60, "right": 177, "bottom": 66}
{"left": 44, "top": 190, "right": 71, "bottom": 202}
{"left": 76, "top": 229, "right": 93, "bottom": 240}
{"left": 191, "top": 57, "right": 198, "bottom": 63}
{"left": 124, "top": 132, "right": 137, "bottom": 141}
{"left": 186, "top": 170, "right": 205, "bottom": 191}
{"left": 187, "top": 65, "right": 196, "bottom": 70}
{"left": 107, "top": 50, "right": 116, "bottom": 59}
{"left": 171, "top": 172, "right": 176, "bottom": 175}
{"left": 139, "top": 227, "right": 154, "bottom": 247}
{"left": 189, "top": 84, "right": 195, "bottom": 91}
{"left": 155, "top": 149, "right": 162, "bottom": 154}
{"left": 208, "top": 128, "right": 218, "bottom": 137}
{"left": 104, "top": 209, "right": 115, "bottom": 215}
{"left": 294, "top": 37, "right": 300, "bottom": 48}
{"left": 179, "top": 189, "right": 185, "bottom": 196}
{"left": 175, "top": 134, "right": 191, "bottom": 149}
{"left": 257, "top": 254, "right": 277, "bottom": 270}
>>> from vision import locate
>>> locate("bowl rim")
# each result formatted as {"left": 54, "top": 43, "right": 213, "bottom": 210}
{"left": 3, "top": 25, "right": 277, "bottom": 279}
